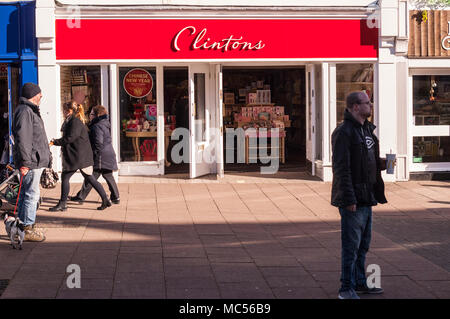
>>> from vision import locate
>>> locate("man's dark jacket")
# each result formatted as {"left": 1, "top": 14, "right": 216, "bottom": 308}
{"left": 331, "top": 109, "right": 387, "bottom": 208}
{"left": 12, "top": 97, "right": 51, "bottom": 169}
{"left": 88, "top": 114, "right": 118, "bottom": 171}
{"left": 53, "top": 115, "right": 94, "bottom": 172}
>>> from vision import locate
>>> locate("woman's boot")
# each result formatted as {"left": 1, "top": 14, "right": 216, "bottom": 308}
{"left": 49, "top": 201, "right": 67, "bottom": 212}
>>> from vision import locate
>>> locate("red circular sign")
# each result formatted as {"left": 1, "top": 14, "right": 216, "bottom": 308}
{"left": 123, "top": 68, "right": 153, "bottom": 98}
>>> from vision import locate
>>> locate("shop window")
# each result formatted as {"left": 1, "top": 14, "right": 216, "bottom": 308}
{"left": 119, "top": 67, "right": 157, "bottom": 162}
{"left": 336, "top": 64, "right": 374, "bottom": 124}
{"left": 222, "top": 67, "right": 305, "bottom": 167}
{"left": 413, "top": 136, "right": 450, "bottom": 163}
{"left": 60, "top": 66, "right": 102, "bottom": 118}
{"left": 413, "top": 75, "right": 450, "bottom": 126}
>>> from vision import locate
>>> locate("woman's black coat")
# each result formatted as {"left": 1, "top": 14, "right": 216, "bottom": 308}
{"left": 53, "top": 115, "right": 94, "bottom": 172}
{"left": 89, "top": 114, "right": 118, "bottom": 171}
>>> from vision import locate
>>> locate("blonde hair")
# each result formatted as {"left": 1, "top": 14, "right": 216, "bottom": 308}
{"left": 64, "top": 100, "right": 87, "bottom": 124}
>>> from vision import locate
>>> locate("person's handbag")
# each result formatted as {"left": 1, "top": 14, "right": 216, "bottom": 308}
{"left": 40, "top": 168, "right": 59, "bottom": 189}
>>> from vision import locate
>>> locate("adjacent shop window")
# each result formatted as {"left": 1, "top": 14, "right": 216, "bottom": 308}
{"left": 60, "top": 66, "right": 102, "bottom": 118}
{"left": 119, "top": 67, "right": 158, "bottom": 162}
{"left": 413, "top": 75, "right": 450, "bottom": 125}
{"left": 336, "top": 64, "right": 374, "bottom": 124}
{"left": 413, "top": 136, "right": 450, "bottom": 163}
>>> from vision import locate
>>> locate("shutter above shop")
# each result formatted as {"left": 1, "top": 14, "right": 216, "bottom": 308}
{"left": 408, "top": 10, "right": 450, "bottom": 58}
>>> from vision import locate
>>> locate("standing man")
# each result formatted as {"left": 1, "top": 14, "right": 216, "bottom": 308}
{"left": 331, "top": 91, "right": 389, "bottom": 299}
{"left": 12, "top": 83, "right": 51, "bottom": 242}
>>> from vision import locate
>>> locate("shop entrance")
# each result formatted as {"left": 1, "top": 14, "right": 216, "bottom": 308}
{"left": 221, "top": 66, "right": 306, "bottom": 174}
{"left": 0, "top": 63, "right": 19, "bottom": 170}
{"left": 164, "top": 67, "right": 189, "bottom": 174}
{"left": 163, "top": 64, "right": 217, "bottom": 179}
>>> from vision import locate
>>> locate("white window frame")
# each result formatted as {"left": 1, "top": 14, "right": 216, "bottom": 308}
{"left": 408, "top": 68, "right": 450, "bottom": 172}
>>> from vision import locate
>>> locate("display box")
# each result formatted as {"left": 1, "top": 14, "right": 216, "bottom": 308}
{"left": 272, "top": 120, "right": 285, "bottom": 129}
{"left": 247, "top": 93, "right": 257, "bottom": 104}
{"left": 256, "top": 90, "right": 264, "bottom": 104}
{"left": 275, "top": 106, "right": 285, "bottom": 116}
{"left": 263, "top": 90, "right": 271, "bottom": 104}
{"left": 224, "top": 93, "right": 235, "bottom": 104}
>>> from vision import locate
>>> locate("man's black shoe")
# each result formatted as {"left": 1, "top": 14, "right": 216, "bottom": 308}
{"left": 69, "top": 195, "right": 84, "bottom": 204}
{"left": 355, "top": 285, "right": 384, "bottom": 294}
{"left": 98, "top": 199, "right": 112, "bottom": 210}
{"left": 49, "top": 201, "right": 67, "bottom": 212}
{"left": 111, "top": 198, "right": 120, "bottom": 204}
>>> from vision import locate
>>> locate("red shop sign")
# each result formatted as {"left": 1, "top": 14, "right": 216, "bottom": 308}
{"left": 56, "top": 19, "right": 378, "bottom": 60}
{"left": 123, "top": 68, "right": 153, "bottom": 98}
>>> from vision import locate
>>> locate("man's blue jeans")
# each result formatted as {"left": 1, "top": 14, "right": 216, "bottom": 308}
{"left": 17, "top": 168, "right": 44, "bottom": 227}
{"left": 338, "top": 206, "right": 372, "bottom": 292}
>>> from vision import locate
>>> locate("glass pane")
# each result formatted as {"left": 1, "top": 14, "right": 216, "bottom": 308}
{"left": 60, "top": 66, "right": 102, "bottom": 120}
{"left": 413, "top": 136, "right": 450, "bottom": 163}
{"left": 119, "top": 67, "right": 157, "bottom": 162}
{"left": 10, "top": 66, "right": 19, "bottom": 112}
{"left": 336, "top": 64, "right": 374, "bottom": 124}
{"left": 0, "top": 64, "right": 10, "bottom": 166}
{"left": 413, "top": 75, "right": 450, "bottom": 125}
{"left": 164, "top": 67, "right": 189, "bottom": 170}
{"left": 194, "top": 73, "right": 206, "bottom": 142}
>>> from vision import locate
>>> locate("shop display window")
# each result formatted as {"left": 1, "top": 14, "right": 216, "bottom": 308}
{"left": 119, "top": 67, "right": 158, "bottom": 162}
{"left": 222, "top": 67, "right": 305, "bottom": 166}
{"left": 413, "top": 75, "right": 450, "bottom": 126}
{"left": 336, "top": 64, "right": 374, "bottom": 124}
{"left": 60, "top": 66, "right": 102, "bottom": 118}
{"left": 413, "top": 136, "right": 450, "bottom": 163}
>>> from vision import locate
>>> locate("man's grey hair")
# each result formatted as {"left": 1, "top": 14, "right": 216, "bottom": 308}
{"left": 346, "top": 91, "right": 364, "bottom": 110}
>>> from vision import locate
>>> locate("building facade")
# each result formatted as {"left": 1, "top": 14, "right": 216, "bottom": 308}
{"left": 1, "top": 0, "right": 38, "bottom": 163}
{"left": 34, "top": 0, "right": 450, "bottom": 181}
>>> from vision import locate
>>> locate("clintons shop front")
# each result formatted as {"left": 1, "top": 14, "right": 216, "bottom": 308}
{"left": 37, "top": 4, "right": 379, "bottom": 181}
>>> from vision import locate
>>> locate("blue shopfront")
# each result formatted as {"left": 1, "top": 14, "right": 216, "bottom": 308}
{"left": 0, "top": 1, "right": 37, "bottom": 163}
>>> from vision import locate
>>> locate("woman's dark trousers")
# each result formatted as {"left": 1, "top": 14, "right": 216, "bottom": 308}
{"left": 61, "top": 169, "right": 109, "bottom": 202}
{"left": 76, "top": 169, "right": 119, "bottom": 201}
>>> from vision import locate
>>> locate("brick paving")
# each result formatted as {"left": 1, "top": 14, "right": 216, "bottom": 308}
{"left": 0, "top": 176, "right": 449, "bottom": 299}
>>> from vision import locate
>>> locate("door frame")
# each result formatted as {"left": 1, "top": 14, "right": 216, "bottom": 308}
{"left": 306, "top": 64, "right": 316, "bottom": 176}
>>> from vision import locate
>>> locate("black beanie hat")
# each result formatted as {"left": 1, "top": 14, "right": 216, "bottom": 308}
{"left": 21, "top": 83, "right": 42, "bottom": 99}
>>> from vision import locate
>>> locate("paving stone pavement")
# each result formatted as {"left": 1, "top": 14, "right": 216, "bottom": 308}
{"left": 0, "top": 177, "right": 449, "bottom": 299}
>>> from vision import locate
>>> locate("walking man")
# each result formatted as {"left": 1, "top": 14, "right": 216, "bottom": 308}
{"left": 12, "top": 83, "right": 51, "bottom": 242}
{"left": 331, "top": 91, "right": 389, "bottom": 299}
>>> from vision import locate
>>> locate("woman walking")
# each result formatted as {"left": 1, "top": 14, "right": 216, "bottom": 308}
{"left": 49, "top": 101, "right": 112, "bottom": 211}
{"left": 69, "top": 105, "right": 120, "bottom": 204}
